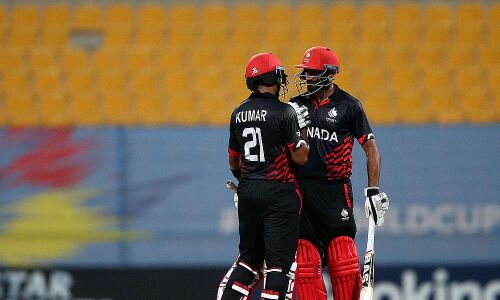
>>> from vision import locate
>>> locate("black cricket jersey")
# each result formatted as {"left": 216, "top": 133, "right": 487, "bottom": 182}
{"left": 289, "top": 84, "right": 374, "bottom": 181}
{"left": 228, "top": 92, "right": 302, "bottom": 182}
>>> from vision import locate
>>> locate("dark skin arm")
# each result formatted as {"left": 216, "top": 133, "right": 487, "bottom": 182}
{"left": 290, "top": 143, "right": 309, "bottom": 165}
{"left": 229, "top": 155, "right": 240, "bottom": 174}
{"left": 361, "top": 139, "right": 381, "bottom": 187}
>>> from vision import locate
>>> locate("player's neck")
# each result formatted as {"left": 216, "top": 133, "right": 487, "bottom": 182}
{"left": 310, "top": 84, "right": 335, "bottom": 102}
{"left": 256, "top": 85, "right": 278, "bottom": 96}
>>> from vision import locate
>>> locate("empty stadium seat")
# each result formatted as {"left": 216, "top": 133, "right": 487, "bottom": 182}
{"left": 101, "top": 91, "right": 134, "bottom": 125}
{"left": 69, "top": 91, "right": 102, "bottom": 125}
{"left": 130, "top": 70, "right": 158, "bottom": 92}
{"left": 9, "top": 26, "right": 38, "bottom": 46}
{"left": 43, "top": 4, "right": 70, "bottom": 27}
{"left": 134, "top": 91, "right": 168, "bottom": 125}
{"left": 73, "top": 4, "right": 103, "bottom": 30}
{"left": 33, "top": 67, "right": 61, "bottom": 92}
{"left": 394, "top": 89, "right": 432, "bottom": 124}
{"left": 0, "top": 47, "right": 27, "bottom": 73}
{"left": 138, "top": 3, "right": 167, "bottom": 28}
{"left": 1, "top": 68, "right": 30, "bottom": 91}
{"left": 12, "top": 4, "right": 39, "bottom": 26}
{"left": 40, "top": 27, "right": 69, "bottom": 46}
{"left": 428, "top": 89, "right": 463, "bottom": 123}
{"left": 61, "top": 47, "right": 90, "bottom": 71}
{"left": 29, "top": 46, "right": 59, "bottom": 69}
{"left": 98, "top": 70, "right": 128, "bottom": 91}
{"left": 106, "top": 3, "right": 134, "bottom": 25}
{"left": 94, "top": 47, "right": 124, "bottom": 70}
{"left": 38, "top": 90, "right": 70, "bottom": 126}
{"left": 124, "top": 47, "right": 155, "bottom": 70}
{"left": 358, "top": 90, "right": 397, "bottom": 124}
{"left": 460, "top": 88, "right": 495, "bottom": 123}
{"left": 66, "top": 68, "right": 95, "bottom": 92}
{"left": 414, "top": 45, "right": 443, "bottom": 65}
{"left": 422, "top": 67, "right": 452, "bottom": 90}
{"left": 5, "top": 91, "right": 37, "bottom": 126}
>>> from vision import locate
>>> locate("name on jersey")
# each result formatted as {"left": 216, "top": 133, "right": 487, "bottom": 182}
{"left": 307, "top": 126, "right": 338, "bottom": 142}
{"left": 235, "top": 110, "right": 267, "bottom": 123}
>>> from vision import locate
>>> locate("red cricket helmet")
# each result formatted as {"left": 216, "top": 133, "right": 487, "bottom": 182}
{"left": 295, "top": 46, "right": 340, "bottom": 72}
{"left": 245, "top": 53, "right": 288, "bottom": 98}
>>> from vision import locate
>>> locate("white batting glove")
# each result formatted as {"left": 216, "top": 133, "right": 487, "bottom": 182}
{"left": 288, "top": 102, "right": 310, "bottom": 129}
{"left": 233, "top": 193, "right": 238, "bottom": 208}
{"left": 364, "top": 187, "right": 389, "bottom": 226}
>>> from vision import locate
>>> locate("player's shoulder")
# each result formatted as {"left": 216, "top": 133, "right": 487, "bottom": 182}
{"left": 335, "top": 85, "right": 364, "bottom": 109}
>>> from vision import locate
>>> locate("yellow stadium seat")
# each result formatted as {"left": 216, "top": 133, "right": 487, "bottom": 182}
{"left": 94, "top": 47, "right": 124, "bottom": 70}
{"left": 38, "top": 90, "right": 70, "bottom": 126}
{"left": 0, "top": 6, "right": 6, "bottom": 25}
{"left": 69, "top": 91, "right": 102, "bottom": 125}
{"left": 125, "top": 47, "right": 154, "bottom": 69}
{"left": 329, "top": 23, "right": 356, "bottom": 45}
{"left": 40, "top": 27, "right": 69, "bottom": 46}
{"left": 66, "top": 68, "right": 95, "bottom": 92}
{"left": 138, "top": 3, "right": 167, "bottom": 28}
{"left": 29, "top": 47, "right": 59, "bottom": 69}
{"left": 61, "top": 47, "right": 89, "bottom": 71}
{"left": 428, "top": 89, "right": 463, "bottom": 123}
{"left": 162, "top": 70, "right": 190, "bottom": 91}
{"left": 106, "top": 3, "right": 134, "bottom": 25}
{"left": 394, "top": 89, "right": 432, "bottom": 124}
{"left": 43, "top": 4, "right": 70, "bottom": 27}
{"left": 460, "top": 88, "right": 495, "bottom": 123}
{"left": 231, "top": 23, "right": 261, "bottom": 45}
{"left": 200, "top": 3, "right": 229, "bottom": 29}
{"left": 134, "top": 91, "right": 168, "bottom": 125}
{"left": 334, "top": 67, "right": 354, "bottom": 91}
{"left": 101, "top": 91, "right": 134, "bottom": 125}
{"left": 296, "top": 25, "right": 325, "bottom": 47}
{"left": 197, "top": 90, "right": 231, "bottom": 125}
{"left": 422, "top": 67, "right": 451, "bottom": 90}
{"left": 221, "top": 47, "right": 252, "bottom": 70}
{"left": 394, "top": 2, "right": 421, "bottom": 23}
{"left": 104, "top": 25, "right": 132, "bottom": 46}
{"left": 98, "top": 70, "right": 128, "bottom": 91}
{"left": 487, "top": 67, "right": 500, "bottom": 91}
{"left": 494, "top": 92, "right": 500, "bottom": 122}
{"left": 130, "top": 70, "right": 158, "bottom": 92}
{"left": 357, "top": 68, "right": 386, "bottom": 90}
{"left": 190, "top": 47, "right": 219, "bottom": 68}
{"left": 445, "top": 46, "right": 475, "bottom": 65}
{"left": 359, "top": 3, "right": 388, "bottom": 43}
{"left": 458, "top": 2, "right": 483, "bottom": 23}
{"left": 359, "top": 90, "right": 397, "bottom": 125}
{"left": 361, "top": 2, "right": 388, "bottom": 22}
{"left": 194, "top": 69, "right": 222, "bottom": 90}
{"left": 165, "top": 90, "right": 199, "bottom": 125}
{"left": 392, "top": 24, "right": 421, "bottom": 45}
{"left": 350, "top": 44, "right": 378, "bottom": 67}
{"left": 388, "top": 66, "right": 419, "bottom": 93}
{"left": 0, "top": 93, "right": 5, "bottom": 125}
{"left": 0, "top": 47, "right": 27, "bottom": 73}
{"left": 168, "top": 3, "right": 198, "bottom": 26}
{"left": 234, "top": 3, "right": 261, "bottom": 24}
{"left": 478, "top": 46, "right": 500, "bottom": 65}
{"left": 454, "top": 66, "right": 484, "bottom": 90}
{"left": 156, "top": 47, "right": 190, "bottom": 71}
{"left": 199, "top": 26, "right": 228, "bottom": 47}
{"left": 73, "top": 4, "right": 103, "bottom": 30}
{"left": 330, "top": 3, "right": 355, "bottom": 22}
{"left": 265, "top": 2, "right": 292, "bottom": 24}
{"left": 297, "top": 3, "right": 325, "bottom": 24}
{"left": 33, "top": 67, "right": 61, "bottom": 92}
{"left": 423, "top": 3, "right": 453, "bottom": 43}
{"left": 0, "top": 68, "right": 30, "bottom": 91}
{"left": 5, "top": 91, "right": 37, "bottom": 126}
{"left": 136, "top": 27, "right": 164, "bottom": 45}
{"left": 360, "top": 22, "right": 388, "bottom": 44}
{"left": 9, "top": 27, "right": 38, "bottom": 46}
{"left": 380, "top": 45, "right": 411, "bottom": 66}
{"left": 12, "top": 4, "right": 39, "bottom": 25}
{"left": 168, "top": 24, "right": 198, "bottom": 47}
{"left": 414, "top": 44, "right": 443, "bottom": 65}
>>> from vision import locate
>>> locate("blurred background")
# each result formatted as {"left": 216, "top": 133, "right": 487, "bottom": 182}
{"left": 0, "top": 0, "right": 498, "bottom": 299}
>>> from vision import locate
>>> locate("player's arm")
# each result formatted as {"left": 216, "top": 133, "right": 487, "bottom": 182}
{"left": 228, "top": 154, "right": 241, "bottom": 179}
{"left": 361, "top": 139, "right": 380, "bottom": 187}
{"left": 228, "top": 112, "right": 242, "bottom": 180}
{"left": 290, "top": 141, "right": 309, "bottom": 165}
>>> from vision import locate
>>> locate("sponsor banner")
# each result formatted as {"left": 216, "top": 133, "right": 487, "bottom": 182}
{"left": 0, "top": 266, "right": 498, "bottom": 300}
{"left": 0, "top": 126, "right": 499, "bottom": 266}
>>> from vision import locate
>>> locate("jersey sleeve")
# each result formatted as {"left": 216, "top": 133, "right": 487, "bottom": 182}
{"left": 349, "top": 100, "right": 375, "bottom": 145}
{"left": 281, "top": 106, "right": 303, "bottom": 149}
{"left": 228, "top": 112, "right": 240, "bottom": 157}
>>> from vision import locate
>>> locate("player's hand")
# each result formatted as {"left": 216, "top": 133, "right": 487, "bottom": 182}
{"left": 233, "top": 193, "right": 238, "bottom": 208}
{"left": 288, "top": 102, "right": 310, "bottom": 129}
{"left": 364, "top": 187, "right": 389, "bottom": 226}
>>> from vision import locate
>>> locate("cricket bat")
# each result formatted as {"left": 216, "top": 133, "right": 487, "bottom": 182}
{"left": 360, "top": 216, "right": 376, "bottom": 300}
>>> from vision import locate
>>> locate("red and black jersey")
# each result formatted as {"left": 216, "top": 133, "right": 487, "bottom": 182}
{"left": 289, "top": 84, "right": 374, "bottom": 181}
{"left": 228, "top": 92, "right": 302, "bottom": 182}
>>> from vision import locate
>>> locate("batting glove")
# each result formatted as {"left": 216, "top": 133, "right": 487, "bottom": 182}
{"left": 288, "top": 102, "right": 310, "bottom": 129}
{"left": 233, "top": 193, "right": 238, "bottom": 208}
{"left": 364, "top": 187, "right": 389, "bottom": 226}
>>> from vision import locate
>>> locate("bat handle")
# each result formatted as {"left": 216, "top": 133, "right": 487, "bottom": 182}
{"left": 366, "top": 217, "right": 375, "bottom": 252}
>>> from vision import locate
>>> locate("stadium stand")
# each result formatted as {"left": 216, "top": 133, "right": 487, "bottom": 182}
{"left": 0, "top": 2, "right": 497, "bottom": 126}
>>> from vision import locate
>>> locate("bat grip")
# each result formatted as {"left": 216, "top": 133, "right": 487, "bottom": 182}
{"left": 366, "top": 217, "right": 375, "bottom": 252}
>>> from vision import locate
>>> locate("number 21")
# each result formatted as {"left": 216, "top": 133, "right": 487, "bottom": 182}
{"left": 243, "top": 127, "right": 265, "bottom": 162}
